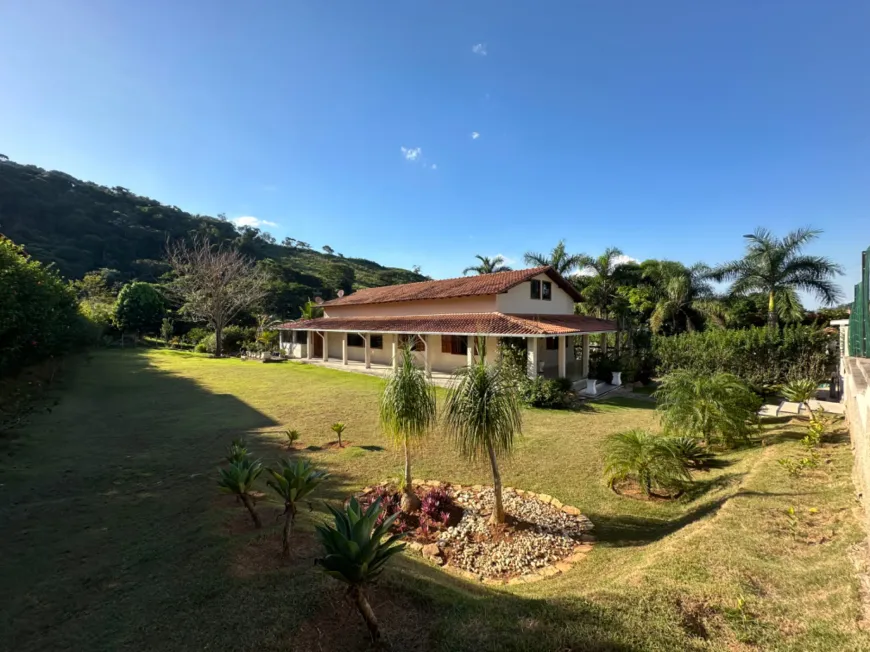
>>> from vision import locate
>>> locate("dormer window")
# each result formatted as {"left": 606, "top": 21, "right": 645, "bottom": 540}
{"left": 530, "top": 280, "right": 552, "bottom": 300}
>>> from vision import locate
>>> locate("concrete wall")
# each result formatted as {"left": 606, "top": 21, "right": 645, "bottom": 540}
{"left": 496, "top": 274, "right": 576, "bottom": 315}
{"left": 845, "top": 357, "right": 870, "bottom": 534}
{"left": 325, "top": 295, "right": 497, "bottom": 318}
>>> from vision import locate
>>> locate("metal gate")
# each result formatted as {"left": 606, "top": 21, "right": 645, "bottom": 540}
{"left": 849, "top": 246, "right": 870, "bottom": 357}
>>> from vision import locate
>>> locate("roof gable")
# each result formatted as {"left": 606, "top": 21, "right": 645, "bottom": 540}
{"left": 323, "top": 266, "right": 581, "bottom": 307}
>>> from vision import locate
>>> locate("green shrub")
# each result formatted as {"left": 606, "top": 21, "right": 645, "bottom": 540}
{"left": 656, "top": 370, "right": 761, "bottom": 447}
{"left": 198, "top": 325, "right": 256, "bottom": 355}
{"left": 654, "top": 326, "right": 832, "bottom": 392}
{"left": 603, "top": 429, "right": 693, "bottom": 496}
{"left": 519, "top": 376, "right": 573, "bottom": 409}
{"left": 112, "top": 282, "right": 165, "bottom": 336}
{"left": 0, "top": 237, "right": 89, "bottom": 375}
{"left": 184, "top": 327, "right": 210, "bottom": 345}
{"left": 662, "top": 436, "right": 715, "bottom": 469}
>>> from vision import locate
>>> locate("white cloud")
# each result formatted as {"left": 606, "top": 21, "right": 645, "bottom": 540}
{"left": 471, "top": 131, "right": 480, "bottom": 140}
{"left": 494, "top": 253, "right": 516, "bottom": 266}
{"left": 232, "top": 215, "right": 278, "bottom": 229}
{"left": 472, "top": 43, "right": 487, "bottom": 56}
{"left": 577, "top": 254, "right": 640, "bottom": 276}
{"left": 431, "top": 164, "right": 437, "bottom": 170}
{"left": 400, "top": 146, "right": 422, "bottom": 161}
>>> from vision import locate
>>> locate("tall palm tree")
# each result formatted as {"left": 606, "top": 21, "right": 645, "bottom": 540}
{"left": 443, "top": 347, "right": 523, "bottom": 524}
{"left": 378, "top": 344, "right": 437, "bottom": 512}
{"left": 575, "top": 247, "right": 634, "bottom": 316}
{"left": 643, "top": 261, "right": 721, "bottom": 334}
{"left": 712, "top": 228, "right": 843, "bottom": 327}
{"left": 523, "top": 239, "right": 586, "bottom": 276}
{"left": 463, "top": 254, "right": 513, "bottom": 275}
{"left": 299, "top": 298, "right": 324, "bottom": 320}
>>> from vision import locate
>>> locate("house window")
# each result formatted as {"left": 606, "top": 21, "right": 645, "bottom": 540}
{"left": 347, "top": 333, "right": 365, "bottom": 347}
{"left": 530, "top": 280, "right": 541, "bottom": 300}
{"left": 441, "top": 335, "right": 469, "bottom": 355}
{"left": 542, "top": 281, "right": 552, "bottom": 301}
{"left": 370, "top": 335, "right": 383, "bottom": 349}
{"left": 398, "top": 334, "right": 425, "bottom": 351}
{"left": 545, "top": 337, "right": 559, "bottom": 350}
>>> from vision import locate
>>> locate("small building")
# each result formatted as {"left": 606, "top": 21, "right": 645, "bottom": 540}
{"left": 277, "top": 266, "right": 616, "bottom": 380}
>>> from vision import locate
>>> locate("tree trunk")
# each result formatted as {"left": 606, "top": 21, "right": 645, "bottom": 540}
{"left": 240, "top": 493, "right": 261, "bottom": 528}
{"left": 486, "top": 443, "right": 505, "bottom": 524}
{"left": 281, "top": 503, "right": 296, "bottom": 557}
{"left": 615, "top": 317, "right": 622, "bottom": 358}
{"left": 767, "top": 290, "right": 777, "bottom": 329}
{"left": 400, "top": 439, "right": 420, "bottom": 513}
{"left": 350, "top": 585, "right": 382, "bottom": 645}
{"left": 215, "top": 324, "right": 224, "bottom": 357}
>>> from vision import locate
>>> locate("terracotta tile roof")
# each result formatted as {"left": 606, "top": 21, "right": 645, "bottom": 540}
{"left": 277, "top": 312, "right": 616, "bottom": 336}
{"left": 321, "top": 266, "right": 582, "bottom": 306}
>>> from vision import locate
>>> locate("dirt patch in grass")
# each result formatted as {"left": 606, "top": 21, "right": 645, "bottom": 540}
{"left": 230, "top": 529, "right": 319, "bottom": 578}
{"left": 609, "top": 479, "right": 680, "bottom": 501}
{"left": 294, "top": 582, "right": 435, "bottom": 652}
{"left": 323, "top": 440, "right": 354, "bottom": 450}
{"left": 220, "top": 498, "right": 283, "bottom": 536}
{"left": 675, "top": 597, "right": 720, "bottom": 640}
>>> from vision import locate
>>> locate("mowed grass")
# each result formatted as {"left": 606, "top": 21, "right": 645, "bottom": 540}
{"left": 1, "top": 349, "right": 867, "bottom": 651}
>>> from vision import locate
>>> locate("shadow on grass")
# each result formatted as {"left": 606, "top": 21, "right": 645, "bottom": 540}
{"left": 587, "top": 396, "right": 657, "bottom": 411}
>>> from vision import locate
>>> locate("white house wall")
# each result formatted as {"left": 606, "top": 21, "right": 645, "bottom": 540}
{"left": 496, "top": 274, "right": 575, "bottom": 315}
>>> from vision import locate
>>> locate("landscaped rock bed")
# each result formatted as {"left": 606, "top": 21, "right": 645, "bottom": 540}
{"left": 357, "top": 481, "right": 595, "bottom": 585}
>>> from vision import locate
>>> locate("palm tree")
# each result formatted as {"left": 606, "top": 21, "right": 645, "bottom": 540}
{"left": 330, "top": 422, "right": 346, "bottom": 448}
{"left": 266, "top": 459, "right": 329, "bottom": 557}
{"left": 781, "top": 378, "right": 819, "bottom": 415}
{"left": 218, "top": 459, "right": 264, "bottom": 528}
{"left": 443, "top": 348, "right": 523, "bottom": 524}
{"left": 603, "top": 429, "right": 692, "bottom": 496}
{"left": 643, "top": 261, "right": 721, "bottom": 334}
{"left": 523, "top": 239, "right": 587, "bottom": 276}
{"left": 316, "top": 498, "right": 406, "bottom": 645}
{"left": 575, "top": 247, "right": 632, "bottom": 316}
{"left": 378, "top": 344, "right": 437, "bottom": 512}
{"left": 712, "top": 227, "right": 843, "bottom": 328}
{"left": 299, "top": 299, "right": 324, "bottom": 320}
{"left": 655, "top": 370, "right": 760, "bottom": 447}
{"left": 463, "top": 254, "right": 512, "bottom": 275}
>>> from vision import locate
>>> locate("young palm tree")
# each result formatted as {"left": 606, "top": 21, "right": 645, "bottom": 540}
{"left": 378, "top": 344, "right": 437, "bottom": 512}
{"left": 462, "top": 254, "right": 512, "bottom": 275}
{"left": 443, "top": 353, "right": 523, "bottom": 524}
{"left": 604, "top": 430, "right": 693, "bottom": 496}
{"left": 299, "top": 299, "right": 324, "bottom": 320}
{"left": 316, "top": 498, "right": 406, "bottom": 645}
{"left": 642, "top": 261, "right": 721, "bottom": 334}
{"left": 656, "top": 370, "right": 760, "bottom": 447}
{"left": 712, "top": 227, "right": 843, "bottom": 328}
{"left": 523, "top": 239, "right": 587, "bottom": 276}
{"left": 218, "top": 459, "right": 264, "bottom": 528}
{"left": 266, "top": 459, "right": 329, "bottom": 557}
{"left": 331, "top": 422, "right": 346, "bottom": 448}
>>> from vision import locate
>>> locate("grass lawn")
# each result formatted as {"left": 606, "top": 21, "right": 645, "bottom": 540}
{"left": 1, "top": 349, "right": 868, "bottom": 651}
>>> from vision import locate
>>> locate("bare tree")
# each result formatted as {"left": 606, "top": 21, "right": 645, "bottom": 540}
{"left": 165, "top": 237, "right": 269, "bottom": 357}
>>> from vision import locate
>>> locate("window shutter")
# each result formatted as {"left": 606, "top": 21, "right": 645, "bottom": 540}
{"left": 441, "top": 335, "right": 452, "bottom": 354}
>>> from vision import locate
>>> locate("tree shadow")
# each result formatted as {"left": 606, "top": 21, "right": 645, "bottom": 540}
{"left": 586, "top": 396, "right": 657, "bottom": 411}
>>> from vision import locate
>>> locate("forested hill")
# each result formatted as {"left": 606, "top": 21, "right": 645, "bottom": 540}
{"left": 0, "top": 157, "right": 425, "bottom": 316}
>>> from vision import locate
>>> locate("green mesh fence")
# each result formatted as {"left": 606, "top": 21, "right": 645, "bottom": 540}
{"left": 848, "top": 247, "right": 870, "bottom": 357}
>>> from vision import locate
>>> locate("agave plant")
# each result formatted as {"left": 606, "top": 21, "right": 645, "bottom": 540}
{"left": 331, "top": 422, "right": 347, "bottom": 448}
{"left": 781, "top": 378, "right": 818, "bottom": 415}
{"left": 266, "top": 459, "right": 329, "bottom": 557}
{"left": 225, "top": 437, "right": 249, "bottom": 464}
{"left": 218, "top": 459, "right": 264, "bottom": 527}
{"left": 604, "top": 429, "right": 692, "bottom": 497}
{"left": 284, "top": 428, "right": 301, "bottom": 448}
{"left": 316, "top": 497, "right": 406, "bottom": 644}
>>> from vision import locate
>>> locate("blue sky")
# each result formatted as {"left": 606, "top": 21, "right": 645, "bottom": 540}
{"left": 1, "top": 1, "right": 868, "bottom": 305}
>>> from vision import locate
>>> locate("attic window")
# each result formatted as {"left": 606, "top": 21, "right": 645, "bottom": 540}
{"left": 542, "top": 281, "right": 552, "bottom": 300}
{"left": 530, "top": 280, "right": 541, "bottom": 300}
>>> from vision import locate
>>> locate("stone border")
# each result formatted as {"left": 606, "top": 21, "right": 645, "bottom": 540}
{"left": 358, "top": 479, "right": 596, "bottom": 586}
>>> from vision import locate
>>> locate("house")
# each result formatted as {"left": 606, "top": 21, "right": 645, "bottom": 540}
{"left": 277, "top": 266, "right": 616, "bottom": 380}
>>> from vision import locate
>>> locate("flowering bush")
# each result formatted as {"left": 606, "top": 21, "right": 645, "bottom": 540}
{"left": 358, "top": 485, "right": 458, "bottom": 539}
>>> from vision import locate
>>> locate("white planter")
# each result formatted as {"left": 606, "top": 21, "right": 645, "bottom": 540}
{"left": 611, "top": 371, "right": 622, "bottom": 386}
{"left": 585, "top": 379, "right": 599, "bottom": 396}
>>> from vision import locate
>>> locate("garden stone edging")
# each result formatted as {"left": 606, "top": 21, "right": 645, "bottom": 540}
{"left": 358, "top": 480, "right": 596, "bottom": 586}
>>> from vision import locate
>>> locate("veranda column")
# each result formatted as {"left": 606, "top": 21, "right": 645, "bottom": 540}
{"left": 558, "top": 335, "right": 567, "bottom": 378}
{"left": 364, "top": 334, "right": 371, "bottom": 369}
{"left": 467, "top": 335, "right": 474, "bottom": 367}
{"left": 581, "top": 334, "right": 590, "bottom": 378}
{"left": 322, "top": 332, "right": 328, "bottom": 362}
{"left": 422, "top": 335, "right": 431, "bottom": 377}
{"left": 342, "top": 333, "right": 348, "bottom": 365}
{"left": 278, "top": 330, "right": 284, "bottom": 351}
{"left": 391, "top": 337, "right": 398, "bottom": 370}
{"left": 526, "top": 337, "right": 538, "bottom": 379}
{"left": 306, "top": 331, "right": 313, "bottom": 360}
